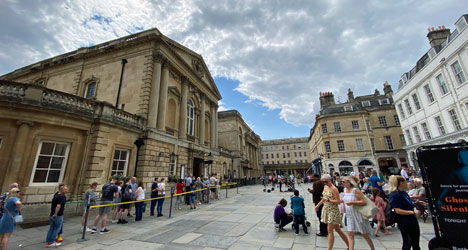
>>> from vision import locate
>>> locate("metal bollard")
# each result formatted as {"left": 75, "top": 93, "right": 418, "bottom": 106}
{"left": 225, "top": 181, "right": 228, "bottom": 198}
{"left": 169, "top": 187, "right": 175, "bottom": 218}
{"left": 207, "top": 188, "right": 210, "bottom": 204}
{"left": 237, "top": 181, "right": 239, "bottom": 194}
{"left": 77, "top": 194, "right": 91, "bottom": 242}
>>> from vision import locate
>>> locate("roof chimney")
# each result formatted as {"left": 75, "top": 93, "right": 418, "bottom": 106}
{"left": 383, "top": 81, "right": 393, "bottom": 97}
{"left": 427, "top": 26, "right": 450, "bottom": 48}
{"left": 347, "top": 88, "right": 354, "bottom": 102}
{"left": 319, "top": 92, "right": 335, "bottom": 110}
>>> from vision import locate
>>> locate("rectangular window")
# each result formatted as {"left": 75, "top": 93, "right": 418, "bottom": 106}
{"left": 304, "top": 151, "right": 307, "bottom": 156}
{"left": 276, "top": 153, "right": 279, "bottom": 158}
{"left": 283, "top": 153, "right": 286, "bottom": 158}
{"left": 283, "top": 160, "right": 286, "bottom": 164}
{"left": 355, "top": 139, "right": 364, "bottom": 151}
{"left": 300, "top": 160, "right": 303, "bottom": 163}
{"left": 436, "top": 74, "right": 449, "bottom": 95}
{"left": 384, "top": 136, "right": 394, "bottom": 150}
{"left": 448, "top": 109, "right": 462, "bottom": 131}
{"left": 370, "top": 138, "right": 375, "bottom": 151}
{"left": 334, "top": 122, "right": 341, "bottom": 132}
{"left": 288, "top": 160, "right": 291, "bottom": 163}
{"left": 361, "top": 101, "right": 371, "bottom": 107}
{"left": 351, "top": 120, "right": 359, "bottom": 130}
{"left": 112, "top": 149, "right": 129, "bottom": 177}
{"left": 404, "top": 99, "right": 413, "bottom": 115}
{"left": 378, "top": 116, "right": 388, "bottom": 127}
{"left": 266, "top": 161, "right": 269, "bottom": 164}
{"left": 321, "top": 124, "right": 328, "bottom": 134}
{"left": 412, "top": 94, "right": 421, "bottom": 110}
{"left": 379, "top": 99, "right": 390, "bottom": 105}
{"left": 394, "top": 115, "right": 400, "bottom": 126}
{"left": 421, "top": 122, "right": 431, "bottom": 140}
{"left": 305, "top": 160, "right": 308, "bottom": 163}
{"left": 405, "top": 129, "right": 414, "bottom": 145}
{"left": 281, "top": 145, "right": 284, "bottom": 150}
{"left": 299, "top": 152, "right": 302, "bottom": 157}
{"left": 424, "top": 84, "right": 435, "bottom": 103}
{"left": 264, "top": 147, "right": 268, "bottom": 152}
{"left": 324, "top": 141, "right": 331, "bottom": 152}
{"left": 435, "top": 116, "right": 446, "bottom": 135}
{"left": 337, "top": 140, "right": 345, "bottom": 152}
{"left": 265, "top": 154, "right": 268, "bottom": 159}
{"left": 294, "top": 152, "right": 297, "bottom": 157}
{"left": 451, "top": 61, "right": 466, "bottom": 84}
{"left": 286, "top": 145, "right": 289, "bottom": 150}
{"left": 287, "top": 152, "right": 290, "bottom": 157}
{"left": 31, "top": 141, "right": 70, "bottom": 185}
{"left": 169, "top": 156, "right": 176, "bottom": 176}
{"left": 271, "top": 153, "right": 274, "bottom": 158}
{"left": 366, "top": 120, "right": 371, "bottom": 130}
{"left": 398, "top": 104, "right": 406, "bottom": 119}
{"left": 412, "top": 126, "right": 422, "bottom": 143}
{"left": 400, "top": 134, "right": 406, "bottom": 147}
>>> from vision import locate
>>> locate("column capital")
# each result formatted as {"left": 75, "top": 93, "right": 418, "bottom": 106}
{"left": 16, "top": 120, "right": 34, "bottom": 127}
{"left": 153, "top": 51, "right": 165, "bottom": 63}
{"left": 162, "top": 60, "right": 172, "bottom": 69}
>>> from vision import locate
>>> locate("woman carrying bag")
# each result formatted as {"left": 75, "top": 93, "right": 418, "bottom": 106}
{"left": 341, "top": 176, "right": 375, "bottom": 250}
{"left": 0, "top": 188, "right": 22, "bottom": 250}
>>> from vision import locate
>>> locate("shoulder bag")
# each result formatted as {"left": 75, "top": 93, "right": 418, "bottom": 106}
{"left": 352, "top": 189, "right": 379, "bottom": 218}
{"left": 5, "top": 202, "right": 23, "bottom": 223}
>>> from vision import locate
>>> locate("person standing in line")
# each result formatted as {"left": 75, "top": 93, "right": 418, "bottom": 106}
{"left": 156, "top": 178, "right": 166, "bottom": 217}
{"left": 315, "top": 174, "right": 349, "bottom": 250}
{"left": 127, "top": 177, "right": 137, "bottom": 217}
{"left": 118, "top": 178, "right": 132, "bottom": 224}
{"left": 341, "top": 176, "right": 375, "bottom": 250}
{"left": 203, "top": 177, "right": 210, "bottom": 203}
{"left": 0, "top": 187, "right": 22, "bottom": 250}
{"left": 134, "top": 182, "right": 145, "bottom": 221}
{"left": 0, "top": 183, "right": 19, "bottom": 221}
{"left": 46, "top": 184, "right": 67, "bottom": 247}
{"left": 308, "top": 174, "right": 327, "bottom": 237}
{"left": 290, "top": 190, "right": 308, "bottom": 235}
{"left": 175, "top": 179, "right": 185, "bottom": 210}
{"left": 92, "top": 177, "right": 118, "bottom": 234}
{"left": 185, "top": 175, "right": 192, "bottom": 205}
{"left": 81, "top": 182, "right": 98, "bottom": 232}
{"left": 389, "top": 175, "right": 421, "bottom": 250}
{"left": 195, "top": 177, "right": 203, "bottom": 205}
{"left": 370, "top": 188, "right": 391, "bottom": 237}
{"left": 150, "top": 178, "right": 158, "bottom": 216}
{"left": 189, "top": 183, "right": 196, "bottom": 209}
{"left": 111, "top": 181, "right": 123, "bottom": 223}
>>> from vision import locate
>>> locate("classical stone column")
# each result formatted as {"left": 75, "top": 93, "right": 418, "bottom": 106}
{"left": 215, "top": 106, "right": 218, "bottom": 148}
{"left": 199, "top": 94, "right": 205, "bottom": 145}
{"left": 156, "top": 60, "right": 170, "bottom": 131}
{"left": 147, "top": 52, "right": 164, "bottom": 128}
{"left": 178, "top": 78, "right": 188, "bottom": 139}
{"left": 210, "top": 104, "right": 216, "bottom": 147}
{"left": 3, "top": 120, "right": 34, "bottom": 189}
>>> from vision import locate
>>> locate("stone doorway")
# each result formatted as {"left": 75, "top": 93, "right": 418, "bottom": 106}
{"left": 193, "top": 157, "right": 204, "bottom": 178}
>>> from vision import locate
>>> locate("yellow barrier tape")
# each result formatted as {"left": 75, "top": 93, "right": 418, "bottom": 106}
{"left": 89, "top": 183, "right": 237, "bottom": 209}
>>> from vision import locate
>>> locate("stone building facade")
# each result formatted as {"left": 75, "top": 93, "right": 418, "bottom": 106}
{"left": 217, "top": 110, "right": 262, "bottom": 178}
{"left": 0, "top": 28, "right": 239, "bottom": 221}
{"left": 393, "top": 15, "right": 468, "bottom": 167}
{"left": 260, "top": 137, "right": 310, "bottom": 177}
{"left": 309, "top": 84, "right": 408, "bottom": 176}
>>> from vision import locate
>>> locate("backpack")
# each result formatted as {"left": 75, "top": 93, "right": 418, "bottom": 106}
{"left": 385, "top": 198, "right": 396, "bottom": 225}
{"left": 0, "top": 192, "right": 8, "bottom": 219}
{"left": 122, "top": 185, "right": 132, "bottom": 200}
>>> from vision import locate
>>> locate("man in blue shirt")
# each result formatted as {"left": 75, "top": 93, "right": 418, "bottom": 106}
{"left": 290, "top": 190, "right": 309, "bottom": 235}
{"left": 370, "top": 170, "right": 386, "bottom": 199}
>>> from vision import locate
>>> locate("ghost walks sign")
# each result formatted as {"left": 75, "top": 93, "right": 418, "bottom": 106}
{"left": 417, "top": 143, "right": 468, "bottom": 249}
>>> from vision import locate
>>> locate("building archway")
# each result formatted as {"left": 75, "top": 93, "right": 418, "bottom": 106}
{"left": 378, "top": 157, "right": 399, "bottom": 175}
{"left": 338, "top": 161, "right": 353, "bottom": 176}
{"left": 357, "top": 159, "right": 373, "bottom": 172}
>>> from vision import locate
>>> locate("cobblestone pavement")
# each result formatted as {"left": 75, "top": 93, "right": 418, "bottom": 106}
{"left": 7, "top": 184, "right": 434, "bottom": 249}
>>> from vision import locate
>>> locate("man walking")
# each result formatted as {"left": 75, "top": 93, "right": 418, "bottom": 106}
{"left": 92, "top": 177, "right": 118, "bottom": 234}
{"left": 308, "top": 174, "right": 327, "bottom": 236}
{"left": 46, "top": 183, "right": 67, "bottom": 247}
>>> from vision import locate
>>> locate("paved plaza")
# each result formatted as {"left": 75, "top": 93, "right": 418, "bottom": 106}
{"left": 8, "top": 184, "right": 434, "bottom": 249}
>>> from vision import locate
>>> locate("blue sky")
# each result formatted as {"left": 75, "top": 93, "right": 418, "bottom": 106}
{"left": 0, "top": 0, "right": 465, "bottom": 139}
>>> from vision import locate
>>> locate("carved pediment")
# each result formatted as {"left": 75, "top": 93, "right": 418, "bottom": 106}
{"left": 192, "top": 59, "right": 204, "bottom": 78}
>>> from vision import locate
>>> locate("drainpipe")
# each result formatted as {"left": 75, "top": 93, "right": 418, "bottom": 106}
{"left": 133, "top": 138, "right": 145, "bottom": 177}
{"left": 115, "top": 59, "right": 128, "bottom": 108}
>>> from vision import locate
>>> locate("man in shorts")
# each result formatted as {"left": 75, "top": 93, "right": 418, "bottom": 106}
{"left": 92, "top": 176, "right": 118, "bottom": 234}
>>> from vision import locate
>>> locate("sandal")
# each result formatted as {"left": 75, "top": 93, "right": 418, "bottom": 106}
{"left": 384, "top": 231, "right": 392, "bottom": 235}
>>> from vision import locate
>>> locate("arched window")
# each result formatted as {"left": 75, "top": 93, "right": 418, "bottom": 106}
{"left": 85, "top": 82, "right": 96, "bottom": 98}
{"left": 186, "top": 99, "right": 195, "bottom": 136}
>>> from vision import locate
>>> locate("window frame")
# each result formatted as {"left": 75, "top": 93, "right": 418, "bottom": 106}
{"left": 324, "top": 141, "right": 331, "bottom": 153}
{"left": 405, "top": 129, "right": 414, "bottom": 145}
{"left": 404, "top": 99, "right": 413, "bottom": 115}
{"left": 355, "top": 138, "right": 364, "bottom": 151}
{"left": 187, "top": 99, "right": 195, "bottom": 136}
{"left": 412, "top": 126, "right": 422, "bottom": 143}
{"left": 334, "top": 122, "right": 341, "bottom": 132}
{"left": 423, "top": 84, "right": 435, "bottom": 103}
{"left": 400, "top": 134, "right": 406, "bottom": 147}
{"left": 434, "top": 116, "right": 446, "bottom": 136}
{"left": 337, "top": 140, "right": 345, "bottom": 152}
{"left": 85, "top": 81, "right": 97, "bottom": 99}
{"left": 361, "top": 101, "right": 371, "bottom": 107}
{"left": 394, "top": 115, "right": 400, "bottom": 126}
{"left": 378, "top": 116, "right": 388, "bottom": 127}
{"left": 169, "top": 156, "right": 177, "bottom": 176}
{"left": 111, "top": 149, "right": 130, "bottom": 177}
{"left": 421, "top": 122, "right": 431, "bottom": 140}
{"left": 451, "top": 61, "right": 467, "bottom": 85}
{"left": 384, "top": 136, "right": 394, "bottom": 150}
{"left": 321, "top": 124, "right": 328, "bottom": 134}
{"left": 30, "top": 141, "right": 70, "bottom": 187}
{"left": 397, "top": 104, "right": 406, "bottom": 119}
{"left": 411, "top": 93, "right": 421, "bottom": 110}
{"left": 448, "top": 109, "right": 462, "bottom": 131}
{"left": 436, "top": 74, "right": 449, "bottom": 95}
{"left": 351, "top": 120, "right": 359, "bottom": 130}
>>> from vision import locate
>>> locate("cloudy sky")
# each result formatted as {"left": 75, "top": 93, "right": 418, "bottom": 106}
{"left": 0, "top": 0, "right": 465, "bottom": 139}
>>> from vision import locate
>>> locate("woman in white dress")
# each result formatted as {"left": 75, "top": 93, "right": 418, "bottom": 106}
{"left": 342, "top": 176, "right": 375, "bottom": 250}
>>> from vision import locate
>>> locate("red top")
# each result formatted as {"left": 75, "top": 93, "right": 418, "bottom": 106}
{"left": 176, "top": 182, "right": 185, "bottom": 194}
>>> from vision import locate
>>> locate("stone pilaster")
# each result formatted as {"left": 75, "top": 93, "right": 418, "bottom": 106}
{"left": 199, "top": 94, "right": 206, "bottom": 145}
{"left": 3, "top": 120, "right": 34, "bottom": 190}
{"left": 147, "top": 52, "right": 164, "bottom": 128}
{"left": 178, "top": 78, "right": 188, "bottom": 139}
{"left": 156, "top": 60, "right": 170, "bottom": 131}
{"left": 210, "top": 104, "right": 216, "bottom": 148}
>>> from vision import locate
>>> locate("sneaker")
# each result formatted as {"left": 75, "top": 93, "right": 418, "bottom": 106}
{"left": 46, "top": 242, "right": 61, "bottom": 247}
{"left": 122, "top": 220, "right": 128, "bottom": 224}
{"left": 295, "top": 233, "right": 299, "bottom": 236}
{"left": 100, "top": 228, "right": 111, "bottom": 234}
{"left": 117, "top": 219, "right": 122, "bottom": 224}
{"left": 91, "top": 227, "right": 97, "bottom": 234}
{"left": 111, "top": 220, "right": 118, "bottom": 223}
{"left": 190, "top": 207, "right": 193, "bottom": 210}
{"left": 274, "top": 223, "right": 279, "bottom": 228}
{"left": 304, "top": 232, "right": 309, "bottom": 235}
{"left": 279, "top": 227, "right": 286, "bottom": 232}
{"left": 86, "top": 227, "right": 92, "bottom": 232}
{"left": 55, "top": 235, "right": 63, "bottom": 242}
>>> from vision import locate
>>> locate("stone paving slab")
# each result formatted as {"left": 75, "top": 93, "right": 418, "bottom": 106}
{"left": 5, "top": 184, "right": 434, "bottom": 250}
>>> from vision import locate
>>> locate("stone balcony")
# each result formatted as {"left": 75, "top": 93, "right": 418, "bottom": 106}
{"left": 0, "top": 80, "right": 145, "bottom": 130}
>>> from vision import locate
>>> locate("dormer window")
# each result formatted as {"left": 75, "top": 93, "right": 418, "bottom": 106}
{"left": 378, "top": 99, "right": 389, "bottom": 105}
{"left": 361, "top": 101, "right": 371, "bottom": 107}
{"left": 85, "top": 82, "right": 96, "bottom": 98}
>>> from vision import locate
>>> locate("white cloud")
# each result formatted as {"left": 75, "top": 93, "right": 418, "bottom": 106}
{"left": 0, "top": 0, "right": 465, "bottom": 128}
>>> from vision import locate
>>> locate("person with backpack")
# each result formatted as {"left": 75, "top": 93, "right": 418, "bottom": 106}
{"left": 0, "top": 187, "right": 22, "bottom": 250}
{"left": 91, "top": 177, "right": 118, "bottom": 234}
{"left": 0, "top": 183, "right": 19, "bottom": 221}
{"left": 389, "top": 175, "right": 421, "bottom": 250}
{"left": 290, "top": 190, "right": 309, "bottom": 236}
{"left": 118, "top": 178, "right": 132, "bottom": 224}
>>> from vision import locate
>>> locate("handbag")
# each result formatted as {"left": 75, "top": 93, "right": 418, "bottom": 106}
{"left": 353, "top": 190, "right": 379, "bottom": 218}
{"left": 6, "top": 207, "right": 23, "bottom": 223}
{"left": 142, "top": 203, "right": 147, "bottom": 213}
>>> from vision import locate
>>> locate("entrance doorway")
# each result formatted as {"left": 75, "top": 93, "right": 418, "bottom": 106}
{"left": 378, "top": 157, "right": 399, "bottom": 175}
{"left": 193, "top": 158, "right": 204, "bottom": 178}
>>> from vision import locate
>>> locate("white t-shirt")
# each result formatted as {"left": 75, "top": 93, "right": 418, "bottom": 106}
{"left": 401, "top": 169, "right": 408, "bottom": 179}
{"left": 136, "top": 187, "right": 145, "bottom": 201}
{"left": 158, "top": 182, "right": 166, "bottom": 195}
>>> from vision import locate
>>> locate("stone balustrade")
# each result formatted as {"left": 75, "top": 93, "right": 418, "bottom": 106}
{"left": 0, "top": 80, "right": 145, "bottom": 130}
